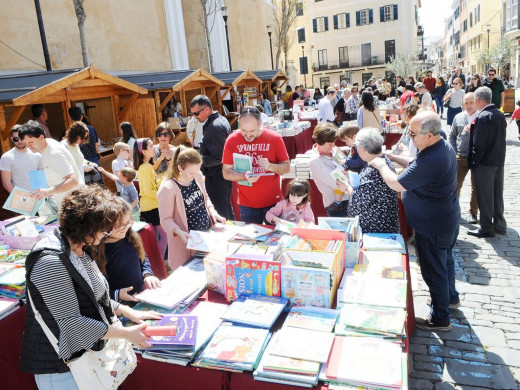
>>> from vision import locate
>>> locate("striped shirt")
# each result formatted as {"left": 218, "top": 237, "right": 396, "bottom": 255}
{"left": 346, "top": 95, "right": 360, "bottom": 114}
{"left": 31, "top": 250, "right": 116, "bottom": 360}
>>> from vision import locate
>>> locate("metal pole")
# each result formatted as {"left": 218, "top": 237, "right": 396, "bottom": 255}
{"left": 268, "top": 32, "right": 274, "bottom": 70}
{"left": 302, "top": 46, "right": 306, "bottom": 88}
{"left": 223, "top": 15, "right": 232, "bottom": 71}
{"left": 34, "top": 0, "right": 51, "bottom": 71}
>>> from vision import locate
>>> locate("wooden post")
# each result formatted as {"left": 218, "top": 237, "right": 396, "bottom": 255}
{"left": 153, "top": 91, "right": 161, "bottom": 124}
{"left": 180, "top": 90, "right": 187, "bottom": 118}
{"left": 0, "top": 105, "right": 9, "bottom": 154}
{"left": 111, "top": 95, "right": 120, "bottom": 136}
{"left": 62, "top": 100, "right": 71, "bottom": 129}
{"left": 118, "top": 93, "right": 139, "bottom": 122}
{"left": 2, "top": 106, "right": 25, "bottom": 141}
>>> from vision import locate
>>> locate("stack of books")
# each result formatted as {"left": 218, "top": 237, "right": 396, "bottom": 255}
{"left": 254, "top": 306, "right": 339, "bottom": 387}
{"left": 0, "top": 297, "right": 20, "bottom": 320}
{"left": 0, "top": 266, "right": 26, "bottom": 299}
{"left": 284, "top": 154, "right": 313, "bottom": 180}
{"left": 220, "top": 294, "right": 289, "bottom": 328}
{"left": 318, "top": 216, "right": 360, "bottom": 243}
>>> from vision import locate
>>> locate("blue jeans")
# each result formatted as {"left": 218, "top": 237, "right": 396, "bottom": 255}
{"left": 415, "top": 227, "right": 459, "bottom": 323}
{"left": 434, "top": 96, "right": 444, "bottom": 115}
{"left": 325, "top": 201, "right": 348, "bottom": 217}
{"left": 239, "top": 204, "right": 275, "bottom": 224}
{"left": 35, "top": 372, "right": 78, "bottom": 390}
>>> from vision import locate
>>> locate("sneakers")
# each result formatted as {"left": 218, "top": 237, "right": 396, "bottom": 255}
{"left": 426, "top": 297, "right": 461, "bottom": 309}
{"left": 468, "top": 214, "right": 478, "bottom": 224}
{"left": 416, "top": 317, "right": 452, "bottom": 331}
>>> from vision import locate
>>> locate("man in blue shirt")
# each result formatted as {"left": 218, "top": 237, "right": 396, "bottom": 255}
{"left": 370, "top": 111, "right": 460, "bottom": 332}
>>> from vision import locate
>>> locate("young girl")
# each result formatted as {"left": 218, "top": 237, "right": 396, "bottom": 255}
{"left": 135, "top": 138, "right": 168, "bottom": 258}
{"left": 265, "top": 179, "right": 314, "bottom": 224}
{"left": 98, "top": 200, "right": 161, "bottom": 305}
{"left": 510, "top": 100, "right": 520, "bottom": 140}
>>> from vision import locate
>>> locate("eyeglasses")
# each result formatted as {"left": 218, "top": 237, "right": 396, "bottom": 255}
{"left": 112, "top": 220, "right": 133, "bottom": 232}
{"left": 158, "top": 132, "right": 170, "bottom": 137}
{"left": 12, "top": 137, "right": 20, "bottom": 142}
{"left": 240, "top": 107, "right": 260, "bottom": 115}
{"left": 488, "top": 73, "right": 495, "bottom": 76}
{"left": 191, "top": 106, "right": 207, "bottom": 117}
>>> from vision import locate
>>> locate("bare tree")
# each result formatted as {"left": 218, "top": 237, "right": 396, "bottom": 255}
{"left": 72, "top": 0, "right": 90, "bottom": 67}
{"left": 387, "top": 52, "right": 420, "bottom": 79}
{"left": 273, "top": 0, "right": 298, "bottom": 73}
{"left": 194, "top": 0, "right": 221, "bottom": 72}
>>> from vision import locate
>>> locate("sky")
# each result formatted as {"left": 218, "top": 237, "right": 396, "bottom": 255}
{"left": 418, "top": 0, "right": 453, "bottom": 38}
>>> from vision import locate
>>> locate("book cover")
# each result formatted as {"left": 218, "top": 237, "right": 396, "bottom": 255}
{"left": 274, "top": 219, "right": 296, "bottom": 234}
{"left": 333, "top": 148, "right": 347, "bottom": 167}
{"left": 347, "top": 171, "right": 360, "bottom": 189}
{"left": 148, "top": 315, "right": 198, "bottom": 349}
{"left": 330, "top": 167, "right": 348, "bottom": 185}
{"left": 225, "top": 255, "right": 281, "bottom": 302}
{"left": 281, "top": 265, "right": 332, "bottom": 308}
{"left": 337, "top": 304, "right": 406, "bottom": 336}
{"left": 186, "top": 230, "right": 236, "bottom": 255}
{"left": 354, "top": 251, "right": 405, "bottom": 280}
{"left": 3, "top": 187, "right": 44, "bottom": 217}
{"left": 0, "top": 267, "right": 26, "bottom": 286}
{"left": 220, "top": 294, "right": 288, "bottom": 328}
{"left": 29, "top": 170, "right": 48, "bottom": 191}
{"left": 269, "top": 327, "right": 335, "bottom": 363}
{"left": 233, "top": 153, "right": 253, "bottom": 187}
{"left": 134, "top": 280, "right": 200, "bottom": 309}
{"left": 338, "top": 276, "right": 407, "bottom": 309}
{"left": 362, "top": 233, "right": 406, "bottom": 252}
{"left": 325, "top": 336, "right": 403, "bottom": 388}
{"left": 285, "top": 306, "right": 340, "bottom": 333}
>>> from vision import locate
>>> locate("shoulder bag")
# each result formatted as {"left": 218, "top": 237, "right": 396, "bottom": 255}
{"left": 27, "top": 285, "right": 137, "bottom": 390}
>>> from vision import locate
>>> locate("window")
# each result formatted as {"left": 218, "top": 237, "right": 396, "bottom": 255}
{"left": 463, "top": 19, "right": 467, "bottom": 32}
{"left": 338, "top": 46, "right": 349, "bottom": 68}
{"left": 385, "top": 40, "right": 395, "bottom": 63}
{"left": 319, "top": 77, "right": 330, "bottom": 89}
{"left": 362, "top": 73, "right": 373, "bottom": 84}
{"left": 356, "top": 9, "right": 373, "bottom": 26}
{"left": 334, "top": 13, "right": 350, "bottom": 29}
{"left": 313, "top": 17, "right": 329, "bottom": 33}
{"left": 476, "top": 5, "right": 480, "bottom": 23}
{"left": 380, "top": 4, "right": 398, "bottom": 22}
{"left": 361, "top": 43, "right": 371, "bottom": 66}
{"left": 470, "top": 12, "right": 473, "bottom": 27}
{"left": 318, "top": 49, "right": 328, "bottom": 70}
{"left": 296, "top": 2, "right": 303, "bottom": 16}
{"left": 298, "top": 28, "right": 306, "bottom": 43}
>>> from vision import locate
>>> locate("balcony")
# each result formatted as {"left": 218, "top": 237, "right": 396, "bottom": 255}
{"left": 312, "top": 57, "right": 387, "bottom": 72}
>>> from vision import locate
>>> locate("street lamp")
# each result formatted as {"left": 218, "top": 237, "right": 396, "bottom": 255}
{"left": 267, "top": 25, "right": 274, "bottom": 70}
{"left": 221, "top": 6, "right": 232, "bottom": 71}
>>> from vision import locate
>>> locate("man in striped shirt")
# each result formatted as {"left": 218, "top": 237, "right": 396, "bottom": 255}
{"left": 346, "top": 87, "right": 360, "bottom": 120}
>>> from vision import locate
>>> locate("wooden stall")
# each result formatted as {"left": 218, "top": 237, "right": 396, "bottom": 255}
{"left": 211, "top": 70, "right": 263, "bottom": 127}
{"left": 116, "top": 69, "right": 225, "bottom": 137}
{"left": 254, "top": 69, "right": 288, "bottom": 100}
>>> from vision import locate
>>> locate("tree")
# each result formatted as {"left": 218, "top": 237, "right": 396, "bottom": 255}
{"left": 273, "top": 0, "right": 298, "bottom": 73}
{"left": 194, "top": 0, "right": 221, "bottom": 72}
{"left": 387, "top": 52, "right": 420, "bottom": 79}
{"left": 72, "top": 0, "right": 89, "bottom": 67}
{"left": 478, "top": 38, "right": 516, "bottom": 74}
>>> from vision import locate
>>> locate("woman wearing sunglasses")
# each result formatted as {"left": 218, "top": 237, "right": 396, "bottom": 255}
{"left": 97, "top": 197, "right": 161, "bottom": 305}
{"left": 443, "top": 77, "right": 465, "bottom": 126}
{"left": 152, "top": 122, "right": 177, "bottom": 179}
{"left": 20, "top": 186, "right": 161, "bottom": 389}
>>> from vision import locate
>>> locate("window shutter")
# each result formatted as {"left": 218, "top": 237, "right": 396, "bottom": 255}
{"left": 393, "top": 4, "right": 398, "bottom": 20}
{"left": 324, "top": 16, "right": 329, "bottom": 31}
{"left": 333, "top": 14, "right": 338, "bottom": 29}
{"left": 356, "top": 11, "right": 361, "bottom": 26}
{"left": 298, "top": 28, "right": 306, "bottom": 43}
{"left": 313, "top": 18, "right": 317, "bottom": 33}
{"left": 369, "top": 9, "right": 373, "bottom": 24}
{"left": 380, "top": 7, "right": 385, "bottom": 22}
{"left": 346, "top": 13, "right": 350, "bottom": 28}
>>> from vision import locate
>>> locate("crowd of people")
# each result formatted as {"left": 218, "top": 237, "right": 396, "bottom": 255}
{"left": 0, "top": 66, "right": 510, "bottom": 387}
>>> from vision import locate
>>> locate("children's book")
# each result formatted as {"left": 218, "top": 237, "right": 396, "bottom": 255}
{"left": 333, "top": 148, "right": 347, "bottom": 168}
{"left": 3, "top": 187, "right": 44, "bottom": 217}
{"left": 233, "top": 153, "right": 253, "bottom": 187}
{"left": 147, "top": 315, "right": 198, "bottom": 350}
{"left": 269, "top": 327, "right": 335, "bottom": 363}
{"left": 362, "top": 233, "right": 406, "bottom": 252}
{"left": 284, "top": 306, "right": 340, "bottom": 333}
{"left": 338, "top": 276, "right": 407, "bottom": 309}
{"left": 274, "top": 219, "right": 296, "bottom": 234}
{"left": 347, "top": 171, "right": 360, "bottom": 189}
{"left": 330, "top": 167, "right": 348, "bottom": 185}
{"left": 336, "top": 304, "right": 406, "bottom": 336}
{"left": 134, "top": 280, "right": 201, "bottom": 309}
{"left": 220, "top": 294, "right": 288, "bottom": 328}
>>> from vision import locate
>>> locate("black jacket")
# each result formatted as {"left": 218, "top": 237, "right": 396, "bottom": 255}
{"left": 20, "top": 229, "right": 113, "bottom": 374}
{"left": 199, "top": 112, "right": 231, "bottom": 177}
{"left": 468, "top": 105, "right": 507, "bottom": 168}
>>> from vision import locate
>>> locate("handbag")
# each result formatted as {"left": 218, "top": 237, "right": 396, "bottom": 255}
{"left": 443, "top": 98, "right": 451, "bottom": 108}
{"left": 27, "top": 288, "right": 137, "bottom": 390}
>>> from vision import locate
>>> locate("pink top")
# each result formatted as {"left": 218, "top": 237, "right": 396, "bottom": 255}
{"left": 512, "top": 107, "right": 520, "bottom": 121}
{"left": 265, "top": 199, "right": 315, "bottom": 224}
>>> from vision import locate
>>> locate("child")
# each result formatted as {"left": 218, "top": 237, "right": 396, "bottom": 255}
{"left": 99, "top": 166, "right": 141, "bottom": 222}
{"left": 112, "top": 142, "right": 132, "bottom": 194}
{"left": 135, "top": 138, "right": 168, "bottom": 258}
{"left": 97, "top": 199, "right": 161, "bottom": 305}
{"left": 510, "top": 100, "right": 520, "bottom": 140}
{"left": 265, "top": 179, "right": 314, "bottom": 224}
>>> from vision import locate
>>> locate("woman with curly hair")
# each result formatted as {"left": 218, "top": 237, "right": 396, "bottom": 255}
{"left": 20, "top": 186, "right": 161, "bottom": 389}
{"left": 61, "top": 122, "right": 96, "bottom": 175}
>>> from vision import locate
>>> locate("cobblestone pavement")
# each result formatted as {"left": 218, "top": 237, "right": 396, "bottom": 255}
{"left": 408, "top": 117, "right": 520, "bottom": 389}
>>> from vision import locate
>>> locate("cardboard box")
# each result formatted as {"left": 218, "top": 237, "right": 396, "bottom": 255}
{"left": 317, "top": 217, "right": 361, "bottom": 268}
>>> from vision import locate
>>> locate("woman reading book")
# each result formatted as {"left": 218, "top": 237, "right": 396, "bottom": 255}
{"left": 158, "top": 146, "right": 226, "bottom": 271}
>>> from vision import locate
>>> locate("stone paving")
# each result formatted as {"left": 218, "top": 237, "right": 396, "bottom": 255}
{"left": 408, "top": 117, "right": 520, "bottom": 389}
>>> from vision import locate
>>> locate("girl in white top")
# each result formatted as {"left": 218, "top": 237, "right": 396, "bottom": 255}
{"left": 120, "top": 122, "right": 138, "bottom": 162}
{"left": 443, "top": 77, "right": 465, "bottom": 126}
{"left": 61, "top": 122, "right": 96, "bottom": 174}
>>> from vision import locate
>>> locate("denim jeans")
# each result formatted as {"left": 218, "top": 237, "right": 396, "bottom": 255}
{"left": 415, "top": 227, "right": 459, "bottom": 323}
{"left": 35, "top": 372, "right": 79, "bottom": 390}
{"left": 325, "top": 200, "right": 348, "bottom": 217}
{"left": 239, "top": 204, "right": 276, "bottom": 224}
{"left": 434, "top": 96, "right": 444, "bottom": 115}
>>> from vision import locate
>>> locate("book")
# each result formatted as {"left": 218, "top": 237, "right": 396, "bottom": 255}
{"left": 269, "top": 326, "right": 335, "bottom": 363}
{"left": 354, "top": 251, "right": 406, "bottom": 280}
{"left": 336, "top": 304, "right": 406, "bottom": 337}
{"left": 147, "top": 315, "right": 198, "bottom": 350}
{"left": 3, "top": 187, "right": 45, "bottom": 216}
{"left": 225, "top": 254, "right": 282, "bottom": 302}
{"left": 236, "top": 224, "right": 273, "bottom": 240}
{"left": 330, "top": 167, "right": 348, "bottom": 185}
{"left": 285, "top": 306, "right": 340, "bottom": 333}
{"left": 333, "top": 148, "right": 347, "bottom": 167}
{"left": 0, "top": 297, "right": 19, "bottom": 320}
{"left": 362, "top": 233, "right": 406, "bottom": 252}
{"left": 274, "top": 219, "right": 296, "bottom": 234}
{"left": 347, "top": 171, "right": 360, "bottom": 189}
{"left": 325, "top": 336, "right": 403, "bottom": 389}
{"left": 134, "top": 280, "right": 201, "bottom": 309}
{"left": 338, "top": 276, "right": 407, "bottom": 309}
{"left": 186, "top": 230, "right": 237, "bottom": 255}
{"left": 29, "top": 170, "right": 48, "bottom": 191}
{"left": 233, "top": 153, "right": 253, "bottom": 187}
{"left": 220, "top": 294, "right": 288, "bottom": 328}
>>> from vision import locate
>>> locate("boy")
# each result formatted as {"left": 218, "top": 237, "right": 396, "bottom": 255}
{"left": 99, "top": 166, "right": 140, "bottom": 222}
{"left": 112, "top": 142, "right": 132, "bottom": 194}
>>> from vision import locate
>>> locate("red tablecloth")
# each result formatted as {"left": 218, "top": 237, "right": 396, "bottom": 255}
{"left": 384, "top": 132, "right": 402, "bottom": 149}
{"left": 138, "top": 223, "right": 167, "bottom": 280}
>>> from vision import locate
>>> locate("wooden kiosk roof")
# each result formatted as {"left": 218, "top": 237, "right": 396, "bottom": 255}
{"left": 211, "top": 70, "right": 263, "bottom": 89}
{"left": 253, "top": 69, "right": 288, "bottom": 83}
{"left": 0, "top": 66, "right": 147, "bottom": 143}
{"left": 116, "top": 68, "right": 225, "bottom": 117}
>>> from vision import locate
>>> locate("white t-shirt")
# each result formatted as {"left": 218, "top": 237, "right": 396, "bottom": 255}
{"left": 186, "top": 117, "right": 204, "bottom": 148}
{"left": 112, "top": 157, "right": 129, "bottom": 193}
{"left": 318, "top": 96, "right": 334, "bottom": 122}
{"left": 40, "top": 138, "right": 84, "bottom": 206}
{"left": 0, "top": 147, "right": 43, "bottom": 190}
{"left": 61, "top": 140, "right": 87, "bottom": 173}
{"left": 127, "top": 137, "right": 136, "bottom": 152}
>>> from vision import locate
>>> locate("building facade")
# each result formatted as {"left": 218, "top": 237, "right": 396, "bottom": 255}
{"left": 501, "top": 0, "right": 520, "bottom": 83}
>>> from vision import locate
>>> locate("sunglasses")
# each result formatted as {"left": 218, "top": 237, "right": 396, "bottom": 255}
{"left": 240, "top": 107, "right": 260, "bottom": 115}
{"left": 12, "top": 137, "right": 21, "bottom": 142}
{"left": 158, "top": 132, "right": 170, "bottom": 137}
{"left": 488, "top": 73, "right": 495, "bottom": 76}
{"left": 191, "top": 107, "right": 207, "bottom": 117}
